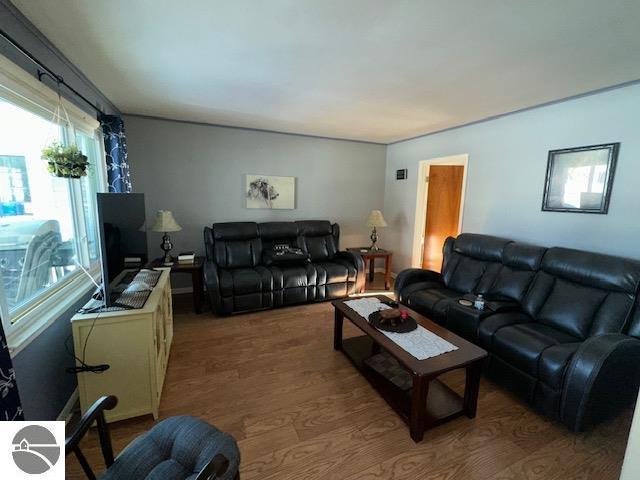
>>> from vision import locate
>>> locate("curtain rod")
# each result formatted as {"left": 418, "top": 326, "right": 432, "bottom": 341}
{"left": 0, "top": 27, "right": 106, "bottom": 117}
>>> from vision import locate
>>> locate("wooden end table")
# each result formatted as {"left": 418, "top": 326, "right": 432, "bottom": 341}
{"left": 347, "top": 248, "right": 393, "bottom": 290}
{"left": 149, "top": 256, "right": 205, "bottom": 313}
{"left": 332, "top": 295, "right": 487, "bottom": 442}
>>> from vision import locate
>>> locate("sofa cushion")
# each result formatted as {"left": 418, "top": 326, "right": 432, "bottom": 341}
{"left": 492, "top": 323, "right": 580, "bottom": 381}
{"left": 444, "top": 256, "right": 491, "bottom": 293}
{"left": 535, "top": 278, "right": 608, "bottom": 339}
{"left": 300, "top": 236, "right": 337, "bottom": 262}
{"left": 452, "top": 233, "right": 512, "bottom": 262}
{"left": 405, "top": 288, "right": 461, "bottom": 322}
{"left": 484, "top": 242, "right": 547, "bottom": 302}
{"left": 397, "top": 280, "right": 443, "bottom": 304}
{"left": 542, "top": 247, "right": 640, "bottom": 294}
{"left": 269, "top": 265, "right": 316, "bottom": 290}
{"left": 212, "top": 222, "right": 261, "bottom": 268}
{"left": 296, "top": 220, "right": 338, "bottom": 261}
{"left": 212, "top": 222, "right": 258, "bottom": 241}
{"left": 477, "top": 312, "right": 533, "bottom": 350}
{"left": 314, "top": 261, "right": 350, "bottom": 284}
{"left": 219, "top": 267, "right": 272, "bottom": 296}
{"left": 487, "top": 265, "right": 537, "bottom": 302}
{"left": 440, "top": 234, "right": 511, "bottom": 294}
{"left": 258, "top": 222, "right": 299, "bottom": 250}
{"left": 522, "top": 247, "right": 640, "bottom": 339}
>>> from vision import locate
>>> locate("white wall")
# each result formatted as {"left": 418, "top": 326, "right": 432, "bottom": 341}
{"left": 620, "top": 390, "right": 640, "bottom": 480}
{"left": 383, "top": 83, "right": 640, "bottom": 272}
{"left": 125, "top": 116, "right": 387, "bottom": 281}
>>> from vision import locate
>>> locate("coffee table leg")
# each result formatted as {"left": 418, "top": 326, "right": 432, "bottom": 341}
{"left": 410, "top": 375, "right": 429, "bottom": 442}
{"left": 464, "top": 362, "right": 483, "bottom": 418}
{"left": 334, "top": 308, "right": 344, "bottom": 351}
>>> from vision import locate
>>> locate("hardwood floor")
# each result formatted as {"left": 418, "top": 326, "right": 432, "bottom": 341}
{"left": 66, "top": 274, "right": 633, "bottom": 479}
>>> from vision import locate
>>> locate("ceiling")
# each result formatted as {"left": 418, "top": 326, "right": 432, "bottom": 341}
{"left": 12, "top": 0, "right": 640, "bottom": 143}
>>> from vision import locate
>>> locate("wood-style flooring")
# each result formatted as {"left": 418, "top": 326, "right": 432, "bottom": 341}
{"left": 66, "top": 274, "right": 633, "bottom": 479}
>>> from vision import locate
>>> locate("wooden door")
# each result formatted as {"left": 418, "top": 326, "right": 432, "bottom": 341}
{"left": 422, "top": 165, "right": 464, "bottom": 271}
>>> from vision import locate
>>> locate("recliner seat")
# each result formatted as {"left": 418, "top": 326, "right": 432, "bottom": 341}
{"left": 204, "top": 220, "right": 365, "bottom": 315}
{"left": 395, "top": 233, "right": 640, "bottom": 431}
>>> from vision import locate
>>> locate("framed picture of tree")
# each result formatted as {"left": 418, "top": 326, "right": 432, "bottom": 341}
{"left": 541, "top": 143, "right": 619, "bottom": 214}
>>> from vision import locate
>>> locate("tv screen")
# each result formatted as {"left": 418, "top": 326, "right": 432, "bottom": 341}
{"left": 97, "top": 193, "right": 148, "bottom": 305}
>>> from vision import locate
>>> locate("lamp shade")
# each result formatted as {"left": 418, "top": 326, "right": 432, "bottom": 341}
{"left": 366, "top": 210, "right": 387, "bottom": 227}
{"left": 151, "top": 210, "right": 182, "bottom": 232}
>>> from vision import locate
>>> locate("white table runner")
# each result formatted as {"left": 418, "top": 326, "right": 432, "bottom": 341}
{"left": 344, "top": 297, "right": 458, "bottom": 360}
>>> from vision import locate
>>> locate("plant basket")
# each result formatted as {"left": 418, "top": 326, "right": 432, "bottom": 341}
{"left": 42, "top": 142, "right": 89, "bottom": 179}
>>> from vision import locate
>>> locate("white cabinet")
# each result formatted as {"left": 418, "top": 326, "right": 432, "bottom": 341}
{"left": 71, "top": 268, "right": 173, "bottom": 423}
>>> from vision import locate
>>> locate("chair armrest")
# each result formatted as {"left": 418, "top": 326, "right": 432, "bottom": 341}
{"left": 394, "top": 268, "right": 442, "bottom": 298}
{"left": 204, "top": 226, "right": 215, "bottom": 261}
{"left": 204, "top": 260, "right": 223, "bottom": 314}
{"left": 195, "top": 453, "right": 230, "bottom": 480}
{"left": 561, "top": 334, "right": 640, "bottom": 431}
{"left": 66, "top": 395, "right": 118, "bottom": 469}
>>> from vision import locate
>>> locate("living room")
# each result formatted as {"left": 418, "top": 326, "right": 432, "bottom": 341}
{"left": 0, "top": 1, "right": 639, "bottom": 479}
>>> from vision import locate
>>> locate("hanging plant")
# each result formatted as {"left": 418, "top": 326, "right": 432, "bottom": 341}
{"left": 42, "top": 142, "right": 89, "bottom": 178}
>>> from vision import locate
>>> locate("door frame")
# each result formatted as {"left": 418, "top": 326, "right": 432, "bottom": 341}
{"left": 411, "top": 154, "right": 469, "bottom": 268}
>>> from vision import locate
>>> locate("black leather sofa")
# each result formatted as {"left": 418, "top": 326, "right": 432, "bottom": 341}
{"left": 204, "top": 220, "right": 365, "bottom": 315}
{"left": 395, "top": 233, "right": 640, "bottom": 431}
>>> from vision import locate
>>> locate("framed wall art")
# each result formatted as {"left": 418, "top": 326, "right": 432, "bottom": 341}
{"left": 541, "top": 143, "right": 619, "bottom": 214}
{"left": 246, "top": 174, "right": 295, "bottom": 209}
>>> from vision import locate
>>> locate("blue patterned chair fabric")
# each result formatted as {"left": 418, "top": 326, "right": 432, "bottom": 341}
{"left": 0, "top": 310, "right": 24, "bottom": 421}
{"left": 100, "top": 416, "right": 240, "bottom": 480}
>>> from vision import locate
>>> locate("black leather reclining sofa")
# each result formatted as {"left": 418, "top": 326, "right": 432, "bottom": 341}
{"left": 204, "top": 220, "right": 365, "bottom": 315}
{"left": 395, "top": 233, "right": 640, "bottom": 431}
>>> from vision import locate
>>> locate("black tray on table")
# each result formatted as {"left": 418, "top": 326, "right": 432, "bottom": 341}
{"left": 368, "top": 311, "right": 418, "bottom": 333}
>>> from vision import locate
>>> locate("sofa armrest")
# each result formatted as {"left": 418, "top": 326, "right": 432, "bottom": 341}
{"left": 394, "top": 268, "right": 442, "bottom": 298}
{"left": 561, "top": 334, "right": 640, "bottom": 431}
{"left": 204, "top": 259, "right": 223, "bottom": 314}
{"left": 335, "top": 251, "right": 366, "bottom": 293}
{"left": 204, "top": 226, "right": 215, "bottom": 261}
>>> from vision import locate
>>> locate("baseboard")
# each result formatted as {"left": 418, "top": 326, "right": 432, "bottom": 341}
{"left": 372, "top": 267, "right": 398, "bottom": 278}
{"left": 57, "top": 388, "right": 79, "bottom": 423}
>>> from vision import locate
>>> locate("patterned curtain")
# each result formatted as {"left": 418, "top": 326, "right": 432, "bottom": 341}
{"left": 0, "top": 312, "right": 24, "bottom": 421}
{"left": 100, "top": 114, "right": 132, "bottom": 193}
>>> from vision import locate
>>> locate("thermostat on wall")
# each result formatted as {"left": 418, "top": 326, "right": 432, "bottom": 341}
{"left": 396, "top": 169, "right": 408, "bottom": 180}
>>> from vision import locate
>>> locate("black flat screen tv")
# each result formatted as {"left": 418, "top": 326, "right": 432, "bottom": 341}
{"left": 96, "top": 193, "right": 148, "bottom": 305}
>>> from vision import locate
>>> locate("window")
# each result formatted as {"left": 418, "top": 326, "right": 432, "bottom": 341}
{"left": 0, "top": 54, "right": 105, "bottom": 352}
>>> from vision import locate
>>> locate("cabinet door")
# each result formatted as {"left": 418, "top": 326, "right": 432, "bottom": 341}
{"left": 163, "top": 284, "right": 173, "bottom": 349}
{"left": 76, "top": 317, "right": 153, "bottom": 422}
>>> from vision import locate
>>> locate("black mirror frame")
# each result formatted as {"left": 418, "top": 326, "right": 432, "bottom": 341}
{"left": 541, "top": 142, "right": 619, "bottom": 214}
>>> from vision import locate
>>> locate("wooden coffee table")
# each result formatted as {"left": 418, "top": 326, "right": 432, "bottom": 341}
{"left": 332, "top": 295, "right": 488, "bottom": 442}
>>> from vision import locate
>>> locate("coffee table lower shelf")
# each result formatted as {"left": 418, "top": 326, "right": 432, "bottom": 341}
{"left": 341, "top": 335, "right": 466, "bottom": 438}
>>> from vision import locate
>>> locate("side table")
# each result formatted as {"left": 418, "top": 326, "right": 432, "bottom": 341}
{"left": 149, "top": 256, "right": 205, "bottom": 313}
{"left": 347, "top": 248, "right": 393, "bottom": 290}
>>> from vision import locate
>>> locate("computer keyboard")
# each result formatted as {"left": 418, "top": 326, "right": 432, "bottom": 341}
{"left": 114, "top": 269, "right": 162, "bottom": 309}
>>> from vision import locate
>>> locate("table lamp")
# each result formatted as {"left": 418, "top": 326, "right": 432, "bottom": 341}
{"left": 151, "top": 210, "right": 182, "bottom": 265}
{"left": 366, "top": 210, "right": 387, "bottom": 251}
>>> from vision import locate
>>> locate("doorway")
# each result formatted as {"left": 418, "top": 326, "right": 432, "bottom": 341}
{"left": 411, "top": 155, "right": 468, "bottom": 270}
